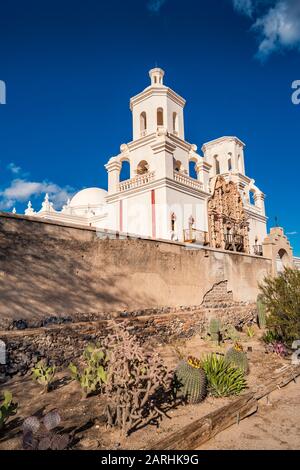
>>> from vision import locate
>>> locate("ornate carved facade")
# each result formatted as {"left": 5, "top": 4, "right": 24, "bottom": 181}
{"left": 208, "top": 176, "right": 250, "bottom": 253}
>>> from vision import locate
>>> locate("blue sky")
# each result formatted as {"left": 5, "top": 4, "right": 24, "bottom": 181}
{"left": 0, "top": 0, "right": 299, "bottom": 254}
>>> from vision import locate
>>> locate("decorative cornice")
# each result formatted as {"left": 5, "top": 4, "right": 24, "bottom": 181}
{"left": 202, "top": 136, "right": 246, "bottom": 153}
{"left": 130, "top": 86, "right": 186, "bottom": 110}
{"left": 151, "top": 140, "right": 177, "bottom": 155}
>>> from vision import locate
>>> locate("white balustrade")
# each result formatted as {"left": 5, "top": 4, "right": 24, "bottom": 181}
{"left": 173, "top": 172, "right": 203, "bottom": 191}
{"left": 119, "top": 171, "right": 155, "bottom": 192}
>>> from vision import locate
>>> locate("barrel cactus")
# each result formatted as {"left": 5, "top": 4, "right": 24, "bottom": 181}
{"left": 174, "top": 356, "right": 207, "bottom": 404}
{"left": 257, "top": 295, "right": 267, "bottom": 329}
{"left": 209, "top": 318, "right": 221, "bottom": 343}
{"left": 225, "top": 343, "right": 249, "bottom": 374}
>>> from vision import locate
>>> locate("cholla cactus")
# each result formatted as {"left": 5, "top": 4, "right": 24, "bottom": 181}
{"left": 102, "top": 321, "right": 172, "bottom": 436}
{"left": 175, "top": 356, "right": 207, "bottom": 404}
{"left": 225, "top": 343, "right": 249, "bottom": 374}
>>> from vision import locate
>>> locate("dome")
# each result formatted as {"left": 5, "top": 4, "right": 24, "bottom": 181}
{"left": 69, "top": 187, "right": 107, "bottom": 208}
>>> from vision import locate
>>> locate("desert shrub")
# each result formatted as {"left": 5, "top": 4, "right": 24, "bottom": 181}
{"left": 259, "top": 268, "right": 300, "bottom": 344}
{"left": 32, "top": 360, "right": 56, "bottom": 393}
{"left": 103, "top": 321, "right": 172, "bottom": 436}
{"left": 265, "top": 341, "right": 288, "bottom": 357}
{"left": 201, "top": 354, "right": 247, "bottom": 397}
{"left": 174, "top": 356, "right": 207, "bottom": 404}
{"left": 0, "top": 391, "right": 17, "bottom": 430}
{"left": 69, "top": 344, "right": 108, "bottom": 398}
{"left": 22, "top": 410, "right": 70, "bottom": 450}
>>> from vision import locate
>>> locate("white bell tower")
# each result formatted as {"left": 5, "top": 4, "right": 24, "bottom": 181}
{"left": 130, "top": 68, "right": 186, "bottom": 141}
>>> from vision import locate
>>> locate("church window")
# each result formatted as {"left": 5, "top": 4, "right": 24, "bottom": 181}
{"left": 249, "top": 189, "right": 256, "bottom": 205}
{"left": 157, "top": 108, "right": 164, "bottom": 126}
{"left": 189, "top": 161, "right": 197, "bottom": 179}
{"left": 228, "top": 158, "right": 232, "bottom": 171}
{"left": 120, "top": 160, "right": 130, "bottom": 182}
{"left": 173, "top": 112, "right": 178, "bottom": 134}
{"left": 214, "top": 155, "right": 220, "bottom": 175}
{"left": 140, "top": 112, "right": 147, "bottom": 135}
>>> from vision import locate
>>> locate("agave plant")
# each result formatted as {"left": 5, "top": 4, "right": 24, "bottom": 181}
{"left": 201, "top": 353, "right": 247, "bottom": 397}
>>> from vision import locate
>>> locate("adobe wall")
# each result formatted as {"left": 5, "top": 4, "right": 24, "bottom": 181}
{"left": 0, "top": 213, "right": 272, "bottom": 328}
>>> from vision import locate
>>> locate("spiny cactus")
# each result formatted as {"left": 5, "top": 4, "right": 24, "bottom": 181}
{"left": 209, "top": 318, "right": 221, "bottom": 343}
{"left": 22, "top": 410, "right": 70, "bottom": 450}
{"left": 174, "top": 356, "right": 207, "bottom": 404}
{"left": 257, "top": 295, "right": 267, "bottom": 329}
{"left": 69, "top": 344, "right": 108, "bottom": 398}
{"left": 32, "top": 360, "right": 56, "bottom": 393}
{"left": 225, "top": 343, "right": 249, "bottom": 374}
{"left": 103, "top": 321, "right": 172, "bottom": 436}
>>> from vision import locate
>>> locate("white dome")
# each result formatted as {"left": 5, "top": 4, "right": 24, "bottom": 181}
{"left": 70, "top": 187, "right": 107, "bottom": 208}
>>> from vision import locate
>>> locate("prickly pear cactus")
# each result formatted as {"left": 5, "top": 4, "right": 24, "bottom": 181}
{"left": 257, "top": 295, "right": 267, "bottom": 329}
{"left": 175, "top": 356, "right": 207, "bottom": 404}
{"left": 225, "top": 343, "right": 249, "bottom": 374}
{"left": 209, "top": 318, "right": 221, "bottom": 343}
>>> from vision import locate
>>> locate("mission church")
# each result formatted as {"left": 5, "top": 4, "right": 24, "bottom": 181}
{"left": 24, "top": 68, "right": 268, "bottom": 256}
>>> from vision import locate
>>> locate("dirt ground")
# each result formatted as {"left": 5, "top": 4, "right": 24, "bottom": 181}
{"left": 199, "top": 379, "right": 300, "bottom": 450}
{"left": 0, "top": 328, "right": 297, "bottom": 450}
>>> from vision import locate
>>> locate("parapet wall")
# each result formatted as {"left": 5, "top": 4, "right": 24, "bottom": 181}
{"left": 0, "top": 213, "right": 272, "bottom": 328}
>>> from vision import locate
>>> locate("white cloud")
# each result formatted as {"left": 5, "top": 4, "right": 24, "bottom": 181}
{"left": 254, "top": 1, "right": 300, "bottom": 59}
{"left": 147, "top": 0, "right": 167, "bottom": 13}
{"left": 233, "top": 0, "right": 255, "bottom": 16}
{"left": 6, "top": 162, "right": 21, "bottom": 174}
{"left": 0, "top": 178, "right": 74, "bottom": 211}
{"left": 286, "top": 231, "right": 298, "bottom": 235}
{"left": 232, "top": 0, "right": 300, "bottom": 59}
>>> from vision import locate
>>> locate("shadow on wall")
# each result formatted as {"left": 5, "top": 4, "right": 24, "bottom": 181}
{"left": 0, "top": 217, "right": 157, "bottom": 325}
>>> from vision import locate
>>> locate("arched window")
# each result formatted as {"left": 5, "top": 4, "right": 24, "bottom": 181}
{"left": 120, "top": 160, "right": 130, "bottom": 182}
{"left": 249, "top": 189, "right": 256, "bottom": 205}
{"left": 214, "top": 155, "right": 220, "bottom": 175}
{"left": 174, "top": 160, "right": 182, "bottom": 172}
{"left": 173, "top": 112, "right": 178, "bottom": 134}
{"left": 136, "top": 160, "right": 149, "bottom": 175}
{"left": 228, "top": 158, "right": 232, "bottom": 171}
{"left": 157, "top": 107, "right": 164, "bottom": 126}
{"left": 140, "top": 112, "right": 147, "bottom": 135}
{"left": 189, "top": 161, "right": 198, "bottom": 179}
{"left": 238, "top": 154, "right": 242, "bottom": 172}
